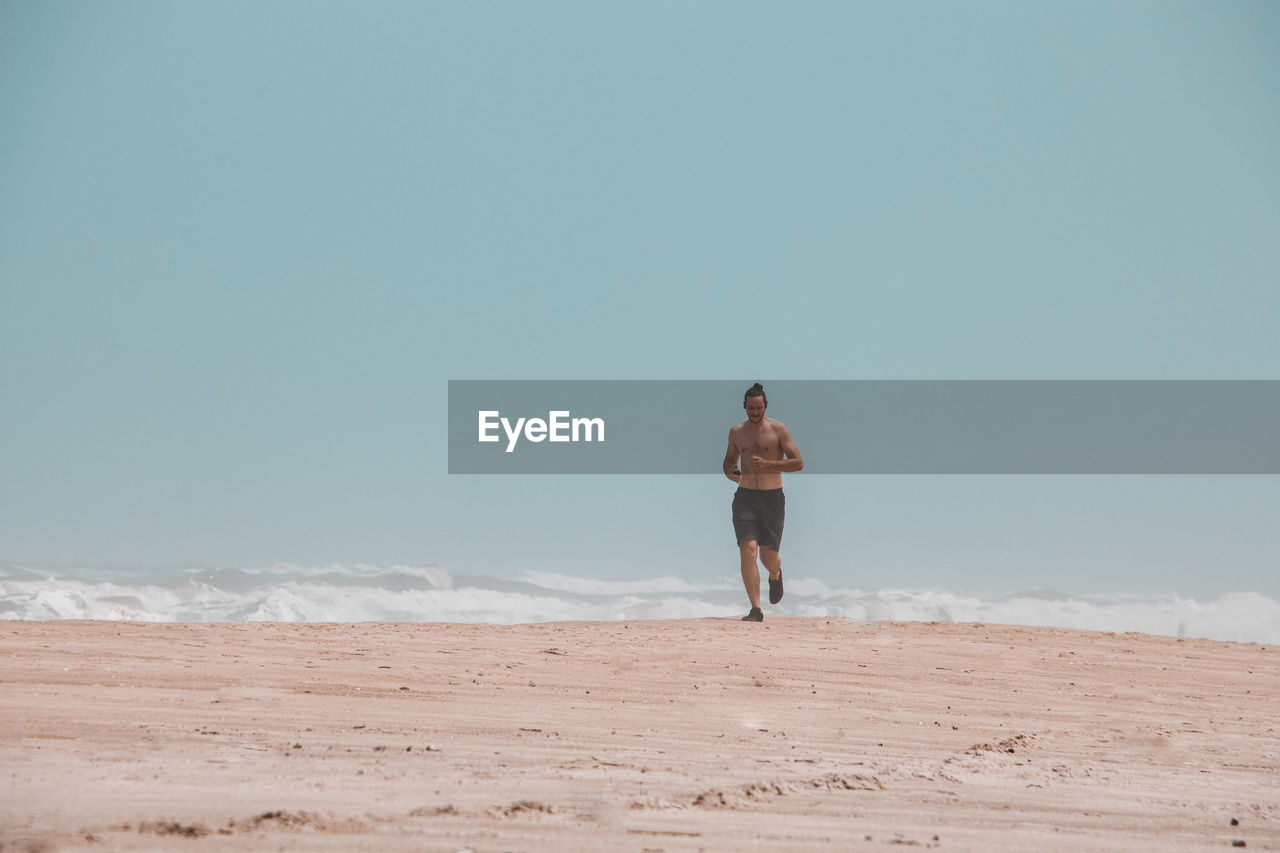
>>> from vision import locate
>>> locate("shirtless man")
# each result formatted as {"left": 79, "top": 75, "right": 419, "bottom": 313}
{"left": 723, "top": 382, "right": 804, "bottom": 622}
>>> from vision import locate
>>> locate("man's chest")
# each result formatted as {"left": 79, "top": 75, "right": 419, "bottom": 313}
{"left": 736, "top": 427, "right": 781, "bottom": 454}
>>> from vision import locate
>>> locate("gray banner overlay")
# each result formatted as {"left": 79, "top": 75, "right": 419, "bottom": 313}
{"left": 448, "top": 381, "right": 1280, "bottom": 474}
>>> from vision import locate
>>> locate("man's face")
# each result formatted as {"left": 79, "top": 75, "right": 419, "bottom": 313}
{"left": 744, "top": 397, "right": 766, "bottom": 423}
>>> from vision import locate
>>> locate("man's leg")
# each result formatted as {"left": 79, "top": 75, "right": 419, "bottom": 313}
{"left": 739, "top": 540, "right": 761, "bottom": 609}
{"left": 761, "top": 545, "right": 783, "bottom": 605}
{"left": 760, "top": 546, "right": 781, "bottom": 582}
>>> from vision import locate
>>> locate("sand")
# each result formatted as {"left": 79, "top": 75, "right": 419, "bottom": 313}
{"left": 1, "top": 617, "right": 1277, "bottom": 851}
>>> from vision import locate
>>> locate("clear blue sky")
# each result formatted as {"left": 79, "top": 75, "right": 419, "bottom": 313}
{"left": 3, "top": 1, "right": 1278, "bottom": 599}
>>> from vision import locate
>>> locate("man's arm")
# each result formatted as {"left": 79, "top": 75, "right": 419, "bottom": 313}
{"left": 723, "top": 428, "right": 742, "bottom": 482}
{"left": 751, "top": 423, "right": 804, "bottom": 472}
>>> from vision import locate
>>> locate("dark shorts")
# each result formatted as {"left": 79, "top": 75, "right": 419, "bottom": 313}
{"left": 732, "top": 487, "right": 785, "bottom": 551}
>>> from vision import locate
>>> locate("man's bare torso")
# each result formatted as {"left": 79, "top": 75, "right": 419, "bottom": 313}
{"left": 729, "top": 417, "right": 786, "bottom": 490}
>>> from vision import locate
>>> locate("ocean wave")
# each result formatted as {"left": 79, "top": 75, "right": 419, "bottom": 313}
{"left": 1, "top": 562, "right": 1277, "bottom": 644}
{"left": 515, "top": 569, "right": 736, "bottom": 596}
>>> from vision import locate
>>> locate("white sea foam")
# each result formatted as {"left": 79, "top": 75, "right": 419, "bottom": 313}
{"left": 1, "top": 562, "right": 1277, "bottom": 645}
{"left": 515, "top": 569, "right": 734, "bottom": 596}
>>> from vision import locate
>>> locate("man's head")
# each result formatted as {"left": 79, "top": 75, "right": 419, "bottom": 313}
{"left": 743, "top": 382, "right": 767, "bottom": 423}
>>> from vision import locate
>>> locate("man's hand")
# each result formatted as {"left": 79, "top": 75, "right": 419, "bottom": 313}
{"left": 749, "top": 455, "right": 774, "bottom": 470}
{"left": 727, "top": 466, "right": 742, "bottom": 483}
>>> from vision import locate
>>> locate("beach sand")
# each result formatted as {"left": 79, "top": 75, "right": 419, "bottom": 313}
{"left": 1, "top": 618, "right": 1276, "bottom": 851}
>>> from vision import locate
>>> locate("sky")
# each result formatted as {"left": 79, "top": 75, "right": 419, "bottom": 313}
{"left": 2, "top": 1, "right": 1279, "bottom": 601}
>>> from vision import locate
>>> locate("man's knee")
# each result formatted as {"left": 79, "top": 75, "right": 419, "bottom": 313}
{"left": 738, "top": 540, "right": 759, "bottom": 561}
{"left": 759, "top": 546, "right": 780, "bottom": 568}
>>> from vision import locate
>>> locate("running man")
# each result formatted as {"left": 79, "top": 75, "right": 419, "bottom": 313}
{"left": 723, "top": 382, "right": 804, "bottom": 622}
